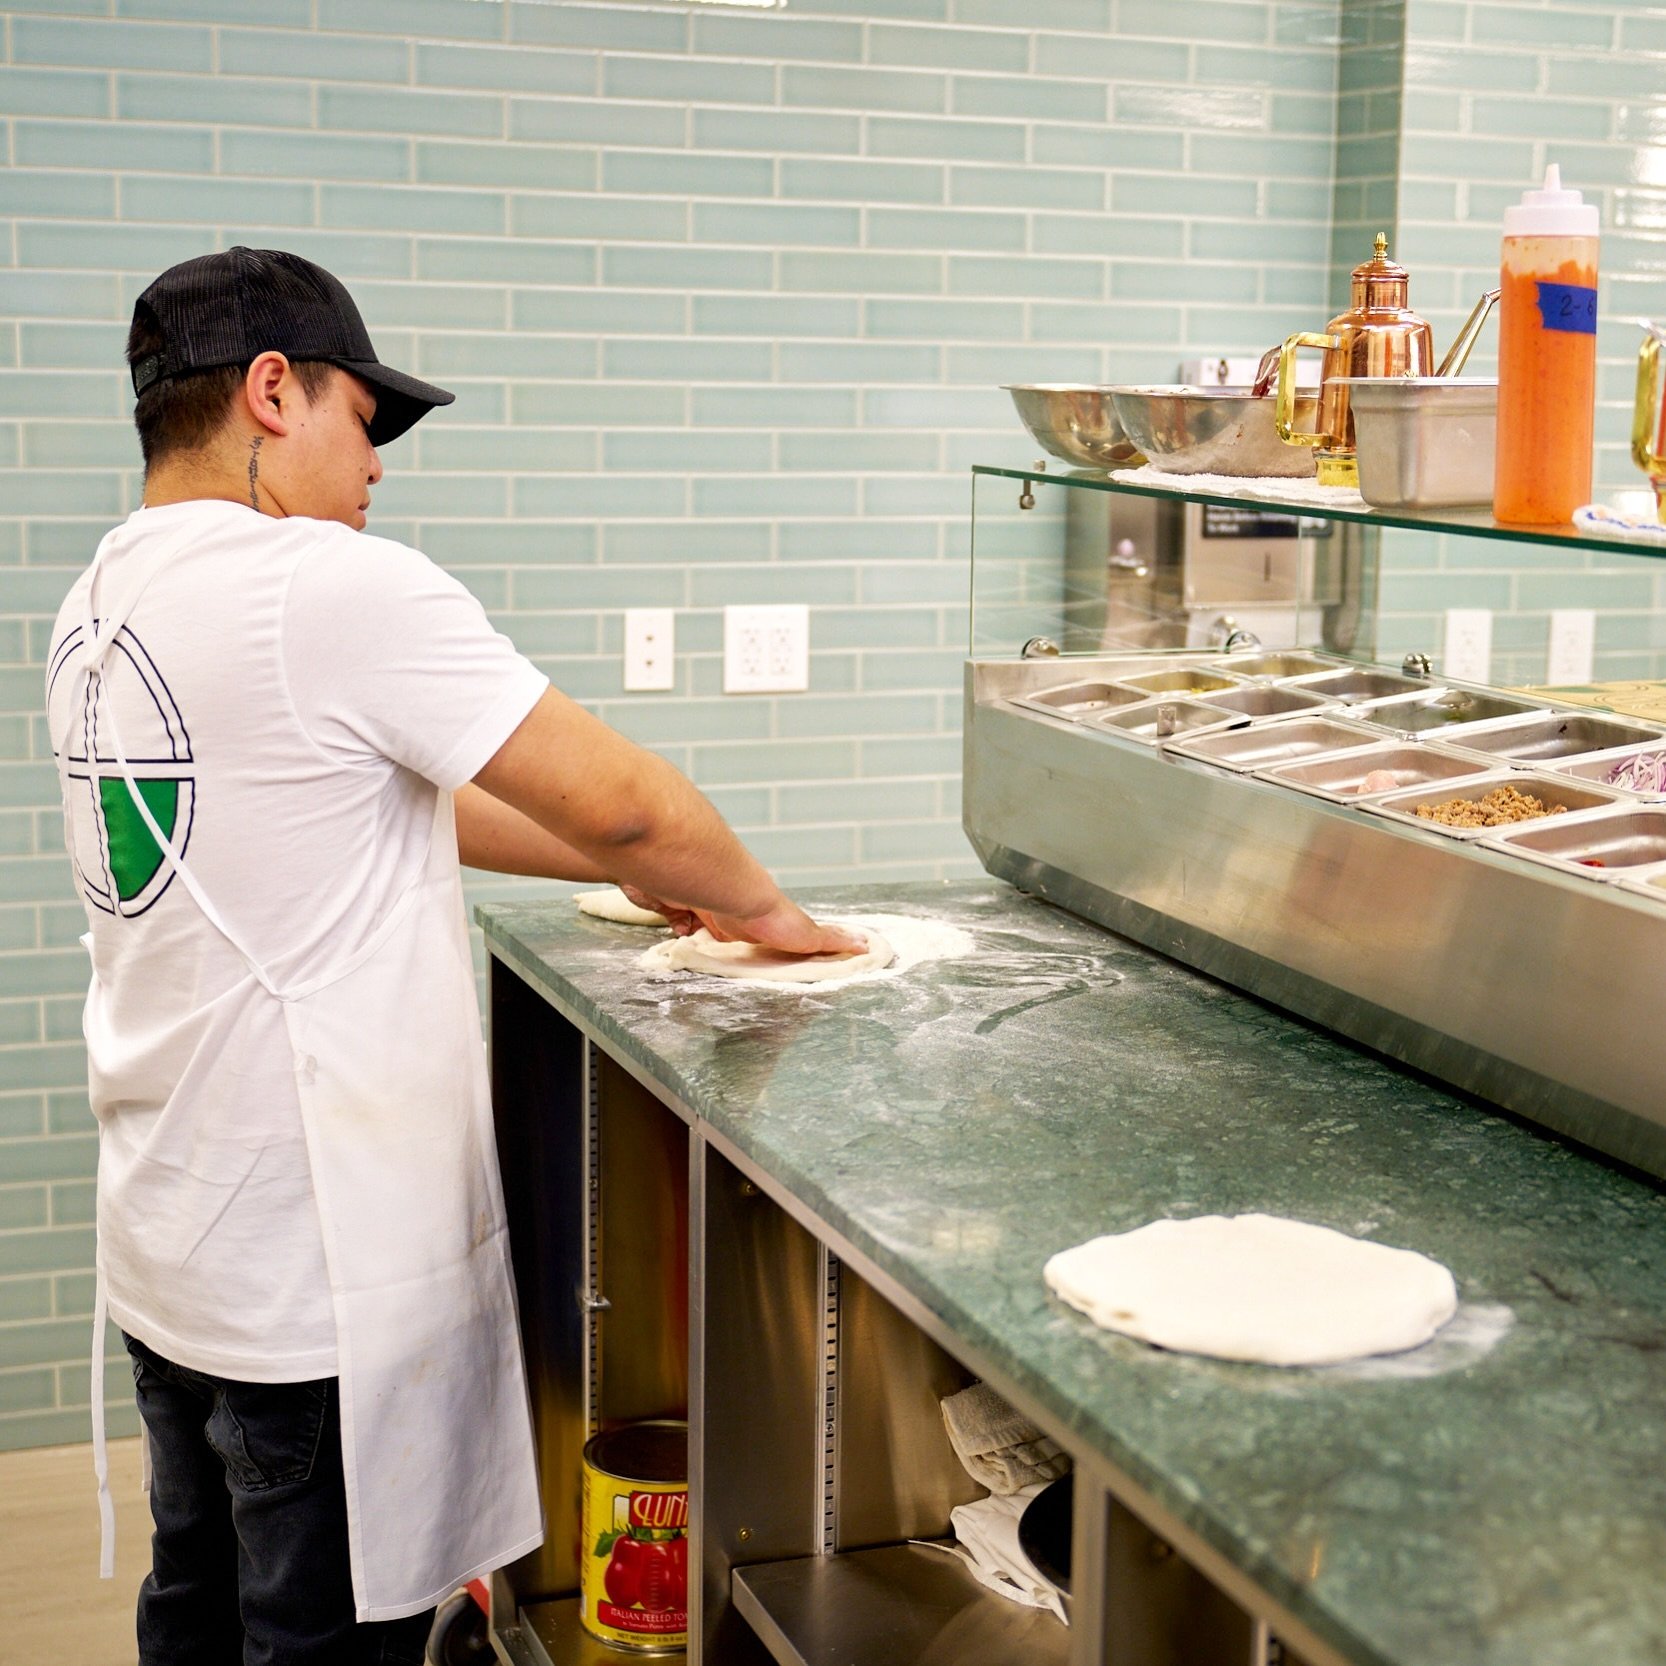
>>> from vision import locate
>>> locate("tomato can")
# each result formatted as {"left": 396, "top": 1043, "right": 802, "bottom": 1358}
{"left": 580, "top": 1421, "right": 689, "bottom": 1652}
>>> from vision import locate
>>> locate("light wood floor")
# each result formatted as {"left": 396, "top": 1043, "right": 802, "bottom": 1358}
{"left": 0, "top": 1437, "right": 148, "bottom": 1666}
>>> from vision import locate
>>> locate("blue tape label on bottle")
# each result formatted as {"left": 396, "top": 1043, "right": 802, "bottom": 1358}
{"left": 1534, "top": 282, "right": 1597, "bottom": 335}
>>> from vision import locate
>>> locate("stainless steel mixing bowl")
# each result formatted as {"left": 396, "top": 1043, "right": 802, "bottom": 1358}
{"left": 1002, "top": 385, "right": 1142, "bottom": 469}
{"left": 1109, "top": 385, "right": 1321, "bottom": 478}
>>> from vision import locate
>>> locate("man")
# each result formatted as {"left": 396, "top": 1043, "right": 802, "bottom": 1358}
{"left": 47, "top": 246, "right": 859, "bottom": 1666}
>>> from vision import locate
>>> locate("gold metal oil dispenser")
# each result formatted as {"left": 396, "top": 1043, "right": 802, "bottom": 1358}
{"left": 1262, "top": 235, "right": 1435, "bottom": 488}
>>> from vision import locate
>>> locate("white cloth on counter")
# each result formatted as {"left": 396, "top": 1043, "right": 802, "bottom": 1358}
{"left": 918, "top": 1484, "right": 1067, "bottom": 1624}
{"left": 940, "top": 1380, "right": 1071, "bottom": 1496}
{"left": 1115, "top": 463, "right": 1367, "bottom": 512}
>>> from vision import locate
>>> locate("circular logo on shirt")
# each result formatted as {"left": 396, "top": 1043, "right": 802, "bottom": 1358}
{"left": 49, "top": 623, "right": 195, "bottom": 918}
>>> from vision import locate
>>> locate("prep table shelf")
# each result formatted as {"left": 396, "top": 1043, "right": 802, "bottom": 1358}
{"left": 731, "top": 1544, "right": 1068, "bottom": 1666}
{"left": 514, "top": 1597, "right": 682, "bottom": 1666}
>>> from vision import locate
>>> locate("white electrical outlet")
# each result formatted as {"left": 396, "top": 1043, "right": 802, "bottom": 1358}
{"left": 1546, "top": 608, "right": 1596, "bottom": 686}
{"left": 623, "top": 608, "right": 675, "bottom": 692}
{"left": 724, "top": 604, "right": 810, "bottom": 694}
{"left": 1443, "top": 608, "right": 1493, "bottom": 684}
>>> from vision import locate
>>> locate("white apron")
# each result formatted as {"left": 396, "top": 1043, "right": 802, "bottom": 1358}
{"left": 59, "top": 523, "right": 544, "bottom": 1622}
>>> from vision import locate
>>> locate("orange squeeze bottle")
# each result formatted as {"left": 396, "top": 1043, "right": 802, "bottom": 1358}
{"left": 1493, "top": 164, "right": 1600, "bottom": 525}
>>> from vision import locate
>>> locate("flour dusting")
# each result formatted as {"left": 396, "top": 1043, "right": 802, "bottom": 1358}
{"left": 638, "top": 912, "right": 974, "bottom": 991}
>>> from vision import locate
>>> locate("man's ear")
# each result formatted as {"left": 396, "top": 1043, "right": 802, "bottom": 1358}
{"left": 242, "top": 352, "right": 295, "bottom": 438}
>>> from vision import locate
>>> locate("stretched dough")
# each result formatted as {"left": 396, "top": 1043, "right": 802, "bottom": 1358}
{"left": 1044, "top": 1213, "right": 1457, "bottom": 1367}
{"left": 641, "top": 925, "right": 895, "bottom": 983}
{"left": 574, "top": 888, "right": 668, "bottom": 927}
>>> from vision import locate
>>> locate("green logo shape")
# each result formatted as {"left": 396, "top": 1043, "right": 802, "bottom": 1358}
{"left": 98, "top": 776, "right": 180, "bottom": 903}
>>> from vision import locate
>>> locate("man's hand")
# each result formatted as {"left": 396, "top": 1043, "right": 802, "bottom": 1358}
{"left": 618, "top": 885, "right": 865, "bottom": 959}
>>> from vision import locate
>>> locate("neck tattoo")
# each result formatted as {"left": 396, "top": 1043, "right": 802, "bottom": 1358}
{"left": 247, "top": 435, "right": 263, "bottom": 510}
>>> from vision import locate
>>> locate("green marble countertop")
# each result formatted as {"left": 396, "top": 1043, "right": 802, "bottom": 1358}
{"left": 479, "top": 880, "right": 1666, "bottom": 1666}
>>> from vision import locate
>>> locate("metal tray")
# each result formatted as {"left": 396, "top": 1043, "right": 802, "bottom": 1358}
{"left": 1196, "top": 684, "right": 1333, "bottom": 720}
{"left": 1164, "top": 715, "right": 1382, "bottom": 772}
{"left": 1090, "top": 697, "right": 1240, "bottom": 744}
{"left": 1482, "top": 804, "right": 1666, "bottom": 878}
{"left": 1012, "top": 681, "right": 1149, "bottom": 721}
{"left": 1257, "top": 742, "right": 1491, "bottom": 803}
{"left": 1201, "top": 650, "right": 1341, "bottom": 680}
{"left": 1450, "top": 711, "right": 1666, "bottom": 765}
{"left": 1339, "top": 376, "right": 1498, "bottom": 510}
{"left": 1121, "top": 668, "right": 1244, "bottom": 697}
{"left": 1363, "top": 772, "right": 1625, "bottom": 841}
{"left": 1549, "top": 743, "right": 1666, "bottom": 800}
{"left": 1356, "top": 688, "right": 1543, "bottom": 736}
{"left": 1284, "top": 667, "right": 1433, "bottom": 705}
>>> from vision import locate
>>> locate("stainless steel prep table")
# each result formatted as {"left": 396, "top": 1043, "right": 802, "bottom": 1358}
{"left": 478, "top": 881, "right": 1666, "bottom": 1666}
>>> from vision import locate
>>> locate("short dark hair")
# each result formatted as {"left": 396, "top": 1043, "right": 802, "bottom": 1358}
{"left": 126, "top": 304, "right": 335, "bottom": 471}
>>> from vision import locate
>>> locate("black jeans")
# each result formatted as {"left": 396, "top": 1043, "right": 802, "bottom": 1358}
{"left": 124, "top": 1333, "right": 435, "bottom": 1666}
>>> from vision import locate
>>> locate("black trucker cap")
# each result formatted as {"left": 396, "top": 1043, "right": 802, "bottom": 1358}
{"left": 129, "top": 246, "right": 454, "bottom": 446}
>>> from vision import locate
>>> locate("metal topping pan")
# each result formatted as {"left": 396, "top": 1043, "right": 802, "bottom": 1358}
{"left": 1547, "top": 742, "right": 1666, "bottom": 800}
{"left": 1163, "top": 715, "right": 1383, "bottom": 772}
{"left": 1445, "top": 711, "right": 1666, "bottom": 765}
{"left": 1281, "top": 667, "right": 1436, "bottom": 705}
{"left": 1011, "top": 681, "right": 1151, "bottom": 721}
{"left": 1200, "top": 651, "right": 1342, "bottom": 680}
{"left": 1256, "top": 742, "right": 1492, "bottom": 803}
{"left": 1481, "top": 803, "right": 1666, "bottom": 879}
{"left": 1089, "top": 698, "right": 1241, "bottom": 744}
{"left": 1362, "top": 772, "right": 1627, "bottom": 841}
{"left": 1120, "top": 668, "right": 1245, "bottom": 697}
{"left": 1196, "top": 684, "right": 1334, "bottom": 720}
{"left": 1354, "top": 688, "right": 1544, "bottom": 736}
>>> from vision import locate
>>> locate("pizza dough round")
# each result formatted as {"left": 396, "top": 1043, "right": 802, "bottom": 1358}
{"left": 641, "top": 925, "right": 895, "bottom": 984}
{"left": 1043, "top": 1213, "right": 1458, "bottom": 1367}
{"left": 574, "top": 888, "right": 668, "bottom": 927}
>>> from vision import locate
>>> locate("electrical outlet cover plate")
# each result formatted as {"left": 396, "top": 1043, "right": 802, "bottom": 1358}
{"left": 1444, "top": 608, "right": 1492, "bottom": 685}
{"left": 624, "top": 608, "right": 676, "bottom": 692}
{"left": 1547, "top": 608, "right": 1596, "bottom": 686}
{"left": 724, "top": 604, "right": 809, "bottom": 694}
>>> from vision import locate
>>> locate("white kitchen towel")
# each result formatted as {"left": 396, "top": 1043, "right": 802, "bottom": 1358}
{"left": 1572, "top": 503, "right": 1666, "bottom": 545}
{"left": 923, "top": 1485, "right": 1068, "bottom": 1625}
{"left": 1114, "top": 463, "right": 1368, "bottom": 512}
{"left": 940, "top": 1381, "right": 1070, "bottom": 1496}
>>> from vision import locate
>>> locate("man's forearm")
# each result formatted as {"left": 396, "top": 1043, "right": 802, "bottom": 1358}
{"left": 454, "top": 783, "right": 612, "bottom": 881}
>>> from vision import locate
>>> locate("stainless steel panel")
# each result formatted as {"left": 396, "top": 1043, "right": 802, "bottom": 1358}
{"left": 1198, "top": 684, "right": 1333, "bottom": 719}
{"left": 597, "top": 1051, "right": 690, "bottom": 1428}
{"left": 833, "top": 1266, "right": 980, "bottom": 1551}
{"left": 691, "top": 1142, "right": 822, "bottom": 1666}
{"left": 732, "top": 1545, "right": 1070, "bottom": 1666}
{"left": 1258, "top": 742, "right": 1490, "bottom": 803}
{"left": 1365, "top": 773, "right": 1625, "bottom": 841}
{"left": 1165, "top": 716, "right": 1382, "bottom": 772}
{"left": 1442, "top": 711, "right": 1663, "bottom": 762}
{"left": 964, "top": 670, "right": 1666, "bottom": 1177}
{"left": 489, "top": 962, "right": 589, "bottom": 1604}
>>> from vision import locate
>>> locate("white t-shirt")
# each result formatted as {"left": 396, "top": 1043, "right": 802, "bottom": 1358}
{"left": 47, "top": 500, "right": 548, "bottom": 1381}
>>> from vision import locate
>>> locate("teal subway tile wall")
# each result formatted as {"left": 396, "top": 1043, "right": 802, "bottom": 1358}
{"left": 0, "top": 0, "right": 1661, "bottom": 1449}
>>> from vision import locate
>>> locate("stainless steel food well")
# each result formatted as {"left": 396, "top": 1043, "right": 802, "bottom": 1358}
{"left": 1356, "top": 688, "right": 1544, "bottom": 736}
{"left": 1284, "top": 667, "right": 1433, "bottom": 705}
{"left": 1550, "top": 743, "right": 1666, "bottom": 800}
{"left": 1202, "top": 650, "right": 1340, "bottom": 680}
{"left": 1002, "top": 385, "right": 1141, "bottom": 470}
{"left": 1196, "top": 684, "right": 1334, "bottom": 720}
{"left": 1364, "top": 772, "right": 1626, "bottom": 841}
{"left": 1108, "top": 385, "right": 1320, "bottom": 478}
{"left": 1164, "top": 715, "right": 1382, "bottom": 772}
{"left": 1338, "top": 376, "right": 1498, "bottom": 509}
{"left": 1449, "top": 711, "right": 1666, "bottom": 765}
{"left": 1482, "top": 804, "right": 1666, "bottom": 878}
{"left": 1121, "top": 667, "right": 1243, "bottom": 697}
{"left": 1011, "top": 681, "right": 1150, "bottom": 721}
{"left": 1089, "top": 698, "right": 1239, "bottom": 744}
{"left": 1257, "top": 742, "right": 1491, "bottom": 803}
